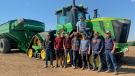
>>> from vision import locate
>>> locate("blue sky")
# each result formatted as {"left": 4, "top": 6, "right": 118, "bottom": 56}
{"left": 0, "top": 0, "right": 135, "bottom": 41}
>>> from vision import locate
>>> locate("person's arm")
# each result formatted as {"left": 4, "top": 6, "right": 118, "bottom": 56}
{"left": 71, "top": 39, "right": 74, "bottom": 50}
{"left": 99, "top": 38, "right": 104, "bottom": 52}
{"left": 88, "top": 40, "right": 91, "bottom": 55}
{"left": 76, "top": 22, "right": 79, "bottom": 33}
{"left": 80, "top": 22, "right": 87, "bottom": 29}
{"left": 54, "top": 39, "right": 56, "bottom": 50}
{"left": 111, "top": 38, "right": 116, "bottom": 54}
{"left": 63, "top": 38, "right": 66, "bottom": 50}
{"left": 43, "top": 40, "right": 46, "bottom": 50}
{"left": 79, "top": 40, "right": 82, "bottom": 54}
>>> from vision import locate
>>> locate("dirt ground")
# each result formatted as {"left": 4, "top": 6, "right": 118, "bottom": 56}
{"left": 0, "top": 46, "right": 135, "bottom": 76}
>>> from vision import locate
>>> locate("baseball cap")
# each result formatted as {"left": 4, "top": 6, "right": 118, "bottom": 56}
{"left": 106, "top": 30, "right": 111, "bottom": 34}
{"left": 57, "top": 32, "right": 60, "bottom": 34}
{"left": 47, "top": 34, "right": 50, "bottom": 36}
{"left": 74, "top": 33, "right": 77, "bottom": 36}
{"left": 66, "top": 32, "right": 69, "bottom": 34}
{"left": 94, "top": 30, "right": 99, "bottom": 34}
{"left": 80, "top": 16, "right": 83, "bottom": 19}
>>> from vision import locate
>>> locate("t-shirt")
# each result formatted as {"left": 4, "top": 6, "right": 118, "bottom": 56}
{"left": 54, "top": 37, "right": 63, "bottom": 49}
{"left": 63, "top": 37, "right": 72, "bottom": 49}
{"left": 43, "top": 38, "right": 53, "bottom": 50}
{"left": 80, "top": 38, "right": 90, "bottom": 51}
{"left": 71, "top": 38, "right": 80, "bottom": 51}
{"left": 105, "top": 36, "right": 116, "bottom": 50}
{"left": 92, "top": 37, "right": 104, "bottom": 51}
{"left": 76, "top": 21, "right": 87, "bottom": 30}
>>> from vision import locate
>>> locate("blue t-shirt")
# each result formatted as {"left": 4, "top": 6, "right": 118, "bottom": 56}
{"left": 105, "top": 36, "right": 116, "bottom": 50}
{"left": 80, "top": 38, "right": 90, "bottom": 51}
{"left": 76, "top": 21, "right": 87, "bottom": 29}
{"left": 92, "top": 37, "right": 104, "bottom": 51}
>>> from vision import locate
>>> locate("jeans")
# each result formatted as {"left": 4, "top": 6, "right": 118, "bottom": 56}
{"left": 73, "top": 51, "right": 79, "bottom": 67}
{"left": 81, "top": 51, "right": 90, "bottom": 68}
{"left": 65, "top": 49, "right": 73, "bottom": 66}
{"left": 45, "top": 50, "right": 53, "bottom": 66}
{"left": 105, "top": 50, "right": 118, "bottom": 72}
{"left": 79, "top": 28, "right": 92, "bottom": 37}
{"left": 92, "top": 51, "right": 102, "bottom": 71}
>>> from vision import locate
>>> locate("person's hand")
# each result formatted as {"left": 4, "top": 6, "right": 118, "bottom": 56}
{"left": 79, "top": 51, "right": 81, "bottom": 54}
{"left": 77, "top": 31, "right": 79, "bottom": 33}
{"left": 111, "top": 50, "right": 115, "bottom": 54}
{"left": 104, "top": 51, "right": 105, "bottom": 54}
{"left": 80, "top": 28, "right": 82, "bottom": 29}
{"left": 92, "top": 51, "right": 94, "bottom": 52}
{"left": 99, "top": 51, "right": 101, "bottom": 52}
{"left": 88, "top": 51, "right": 90, "bottom": 55}
{"left": 54, "top": 48, "right": 56, "bottom": 50}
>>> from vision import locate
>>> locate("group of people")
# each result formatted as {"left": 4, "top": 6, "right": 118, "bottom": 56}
{"left": 43, "top": 17, "right": 118, "bottom": 75}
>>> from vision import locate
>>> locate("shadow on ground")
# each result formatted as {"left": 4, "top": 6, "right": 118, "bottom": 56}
{"left": 7, "top": 49, "right": 26, "bottom": 54}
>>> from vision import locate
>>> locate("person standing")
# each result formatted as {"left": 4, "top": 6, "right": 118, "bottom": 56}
{"left": 80, "top": 33, "right": 91, "bottom": 71}
{"left": 76, "top": 16, "right": 92, "bottom": 38}
{"left": 105, "top": 30, "right": 118, "bottom": 75}
{"left": 43, "top": 34, "right": 53, "bottom": 68}
{"left": 71, "top": 33, "right": 80, "bottom": 69}
{"left": 92, "top": 31, "right": 104, "bottom": 72}
{"left": 61, "top": 32, "right": 65, "bottom": 66}
{"left": 54, "top": 32, "right": 63, "bottom": 68}
{"left": 63, "top": 32, "right": 73, "bottom": 68}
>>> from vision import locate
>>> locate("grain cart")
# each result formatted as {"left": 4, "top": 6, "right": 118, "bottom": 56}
{"left": 0, "top": 18, "right": 44, "bottom": 53}
{"left": 27, "top": 0, "right": 131, "bottom": 67}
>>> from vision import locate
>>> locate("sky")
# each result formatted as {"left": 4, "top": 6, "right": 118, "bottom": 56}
{"left": 0, "top": 0, "right": 135, "bottom": 41}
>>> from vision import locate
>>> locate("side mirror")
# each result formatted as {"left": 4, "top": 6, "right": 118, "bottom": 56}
{"left": 88, "top": 15, "right": 90, "bottom": 19}
{"left": 62, "top": 7, "right": 66, "bottom": 16}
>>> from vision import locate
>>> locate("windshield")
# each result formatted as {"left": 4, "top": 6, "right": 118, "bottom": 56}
{"left": 57, "top": 11, "right": 72, "bottom": 25}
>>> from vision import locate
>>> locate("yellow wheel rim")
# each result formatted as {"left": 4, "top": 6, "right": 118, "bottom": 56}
{"left": 28, "top": 49, "right": 33, "bottom": 57}
{"left": 89, "top": 54, "right": 100, "bottom": 67}
{"left": 67, "top": 53, "right": 70, "bottom": 63}
{"left": 41, "top": 50, "right": 45, "bottom": 60}
{"left": 33, "top": 37, "right": 41, "bottom": 46}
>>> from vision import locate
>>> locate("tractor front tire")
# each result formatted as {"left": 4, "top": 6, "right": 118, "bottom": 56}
{"left": 0, "top": 38, "right": 11, "bottom": 53}
{"left": 116, "top": 52, "right": 124, "bottom": 61}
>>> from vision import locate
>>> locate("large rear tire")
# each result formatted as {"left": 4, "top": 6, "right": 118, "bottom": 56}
{"left": 0, "top": 38, "right": 11, "bottom": 53}
{"left": 116, "top": 52, "right": 124, "bottom": 61}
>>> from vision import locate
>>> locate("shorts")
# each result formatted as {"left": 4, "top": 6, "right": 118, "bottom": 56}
{"left": 55, "top": 49, "right": 63, "bottom": 57}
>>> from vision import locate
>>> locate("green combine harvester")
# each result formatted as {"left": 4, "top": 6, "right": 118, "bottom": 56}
{"left": 0, "top": 0, "right": 131, "bottom": 67}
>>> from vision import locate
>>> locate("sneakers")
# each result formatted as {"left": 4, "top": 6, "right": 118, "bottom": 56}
{"left": 114, "top": 72, "right": 118, "bottom": 75}
{"left": 55, "top": 64, "right": 58, "bottom": 68}
{"left": 51, "top": 65, "right": 53, "bottom": 68}
{"left": 97, "top": 70, "right": 102, "bottom": 73}
{"left": 72, "top": 65, "right": 74, "bottom": 67}
{"left": 81, "top": 68, "right": 84, "bottom": 70}
{"left": 105, "top": 70, "right": 111, "bottom": 73}
{"left": 88, "top": 68, "right": 91, "bottom": 71}
{"left": 45, "top": 65, "right": 47, "bottom": 68}
{"left": 60, "top": 65, "right": 63, "bottom": 68}
{"left": 74, "top": 66, "right": 76, "bottom": 69}
{"left": 92, "top": 69, "right": 96, "bottom": 71}
{"left": 64, "top": 65, "right": 66, "bottom": 68}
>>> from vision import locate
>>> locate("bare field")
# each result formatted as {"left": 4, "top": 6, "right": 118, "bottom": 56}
{"left": 0, "top": 46, "right": 135, "bottom": 76}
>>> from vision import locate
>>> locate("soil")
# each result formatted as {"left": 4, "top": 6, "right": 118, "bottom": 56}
{"left": 0, "top": 46, "right": 135, "bottom": 76}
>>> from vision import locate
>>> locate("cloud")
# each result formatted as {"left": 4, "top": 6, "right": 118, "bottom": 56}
{"left": 131, "top": 0, "right": 135, "bottom": 2}
{"left": 27, "top": 3, "right": 30, "bottom": 5}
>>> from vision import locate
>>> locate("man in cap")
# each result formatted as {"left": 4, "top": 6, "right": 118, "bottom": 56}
{"left": 76, "top": 16, "right": 92, "bottom": 38}
{"left": 92, "top": 31, "right": 104, "bottom": 72}
{"left": 80, "top": 33, "right": 91, "bottom": 71}
{"left": 71, "top": 33, "right": 80, "bottom": 69}
{"left": 43, "top": 34, "right": 53, "bottom": 68}
{"left": 105, "top": 30, "right": 118, "bottom": 75}
{"left": 63, "top": 32, "right": 73, "bottom": 68}
{"left": 54, "top": 32, "right": 63, "bottom": 68}
{"left": 61, "top": 32, "right": 65, "bottom": 66}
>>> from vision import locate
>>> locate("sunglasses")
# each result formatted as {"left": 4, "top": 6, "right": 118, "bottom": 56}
{"left": 106, "top": 33, "right": 110, "bottom": 34}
